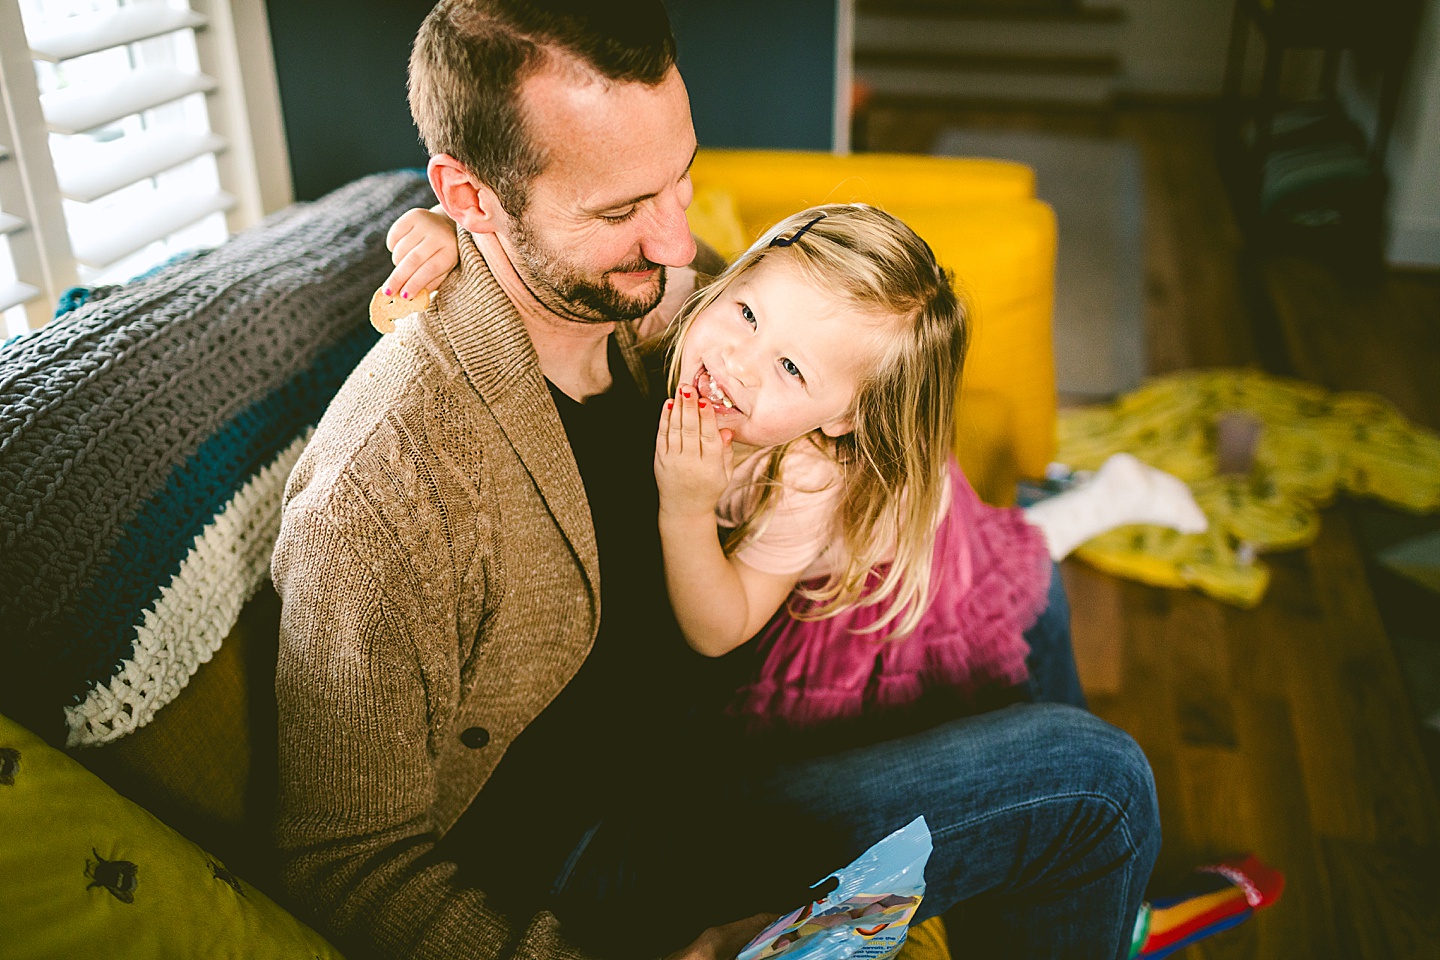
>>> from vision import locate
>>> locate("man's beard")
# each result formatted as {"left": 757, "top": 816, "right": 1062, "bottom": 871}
{"left": 510, "top": 220, "right": 667, "bottom": 323}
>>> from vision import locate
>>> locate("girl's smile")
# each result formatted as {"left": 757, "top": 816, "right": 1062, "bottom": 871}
{"left": 694, "top": 363, "right": 739, "bottom": 412}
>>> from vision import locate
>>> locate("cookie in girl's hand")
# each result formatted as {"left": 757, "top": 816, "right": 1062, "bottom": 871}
{"left": 369, "top": 288, "right": 431, "bottom": 334}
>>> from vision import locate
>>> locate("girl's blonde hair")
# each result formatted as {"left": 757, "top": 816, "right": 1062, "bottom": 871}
{"left": 667, "top": 203, "right": 968, "bottom": 638}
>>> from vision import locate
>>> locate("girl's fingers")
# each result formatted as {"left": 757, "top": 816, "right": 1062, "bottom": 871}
{"left": 390, "top": 246, "right": 436, "bottom": 300}
{"left": 380, "top": 264, "right": 409, "bottom": 299}
{"left": 657, "top": 398, "right": 674, "bottom": 453}
{"left": 679, "top": 385, "right": 700, "bottom": 437}
{"left": 395, "top": 244, "right": 430, "bottom": 277}
{"left": 386, "top": 207, "right": 430, "bottom": 252}
{"left": 385, "top": 218, "right": 409, "bottom": 253}
{"left": 389, "top": 232, "right": 418, "bottom": 265}
{"left": 401, "top": 251, "right": 450, "bottom": 301}
{"left": 697, "top": 395, "right": 719, "bottom": 442}
{"left": 384, "top": 207, "right": 460, "bottom": 296}
{"left": 667, "top": 390, "right": 685, "bottom": 453}
{"left": 382, "top": 243, "right": 420, "bottom": 297}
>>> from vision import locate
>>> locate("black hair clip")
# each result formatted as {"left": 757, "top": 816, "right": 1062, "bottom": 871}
{"left": 769, "top": 213, "right": 827, "bottom": 248}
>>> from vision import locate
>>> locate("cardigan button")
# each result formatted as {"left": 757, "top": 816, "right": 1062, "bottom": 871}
{"left": 460, "top": 726, "right": 490, "bottom": 749}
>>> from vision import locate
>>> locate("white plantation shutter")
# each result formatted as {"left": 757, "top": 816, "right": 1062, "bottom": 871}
{"left": 0, "top": 0, "right": 291, "bottom": 337}
{"left": 0, "top": 2, "right": 74, "bottom": 332}
{"left": 0, "top": 145, "right": 43, "bottom": 315}
{"left": 26, "top": 5, "right": 207, "bottom": 61}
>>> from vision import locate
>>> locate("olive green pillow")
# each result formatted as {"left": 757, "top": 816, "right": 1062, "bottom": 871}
{"left": 0, "top": 712, "right": 341, "bottom": 959}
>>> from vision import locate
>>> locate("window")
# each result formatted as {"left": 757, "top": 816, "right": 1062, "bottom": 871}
{"left": 0, "top": 0, "right": 291, "bottom": 338}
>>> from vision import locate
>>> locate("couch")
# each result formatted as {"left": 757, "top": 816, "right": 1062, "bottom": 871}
{"left": 0, "top": 151, "right": 1056, "bottom": 957}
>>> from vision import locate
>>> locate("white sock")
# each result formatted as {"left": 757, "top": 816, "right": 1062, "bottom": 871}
{"left": 1024, "top": 453, "right": 1209, "bottom": 561}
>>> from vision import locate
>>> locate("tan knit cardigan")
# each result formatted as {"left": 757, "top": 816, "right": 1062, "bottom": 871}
{"left": 271, "top": 229, "right": 653, "bottom": 960}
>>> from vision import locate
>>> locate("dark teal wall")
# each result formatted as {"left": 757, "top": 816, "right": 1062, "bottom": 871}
{"left": 265, "top": 1, "right": 838, "bottom": 201}
{"left": 668, "top": 0, "right": 837, "bottom": 152}
{"left": 264, "top": 1, "right": 432, "bottom": 202}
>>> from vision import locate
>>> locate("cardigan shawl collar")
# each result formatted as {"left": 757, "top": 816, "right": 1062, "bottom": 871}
{"left": 433, "top": 227, "right": 653, "bottom": 613}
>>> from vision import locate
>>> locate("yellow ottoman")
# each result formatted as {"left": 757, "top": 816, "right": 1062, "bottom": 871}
{"left": 692, "top": 150, "right": 1058, "bottom": 503}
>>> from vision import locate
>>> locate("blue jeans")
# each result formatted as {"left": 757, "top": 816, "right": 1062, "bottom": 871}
{"left": 1024, "top": 561, "right": 1088, "bottom": 710}
{"left": 548, "top": 566, "right": 1160, "bottom": 959}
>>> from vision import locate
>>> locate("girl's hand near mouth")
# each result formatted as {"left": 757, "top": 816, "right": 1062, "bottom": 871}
{"left": 655, "top": 382, "right": 734, "bottom": 522}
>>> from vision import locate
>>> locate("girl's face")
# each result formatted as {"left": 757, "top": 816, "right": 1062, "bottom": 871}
{"left": 676, "top": 256, "right": 891, "bottom": 448}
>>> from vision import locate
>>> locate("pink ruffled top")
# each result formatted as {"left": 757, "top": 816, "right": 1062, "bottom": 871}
{"left": 717, "top": 445, "right": 1051, "bottom": 735}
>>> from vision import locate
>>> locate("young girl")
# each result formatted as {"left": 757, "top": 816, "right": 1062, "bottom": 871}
{"left": 382, "top": 203, "right": 1205, "bottom": 735}
{"left": 653, "top": 204, "right": 1216, "bottom": 734}
{"left": 653, "top": 204, "right": 1041, "bottom": 734}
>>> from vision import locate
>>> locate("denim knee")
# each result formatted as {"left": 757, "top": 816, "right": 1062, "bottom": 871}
{"left": 1023, "top": 704, "right": 1162, "bottom": 867}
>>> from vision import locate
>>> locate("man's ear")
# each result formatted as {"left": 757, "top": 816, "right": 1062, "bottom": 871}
{"left": 428, "top": 154, "right": 508, "bottom": 236}
{"left": 819, "top": 415, "right": 854, "bottom": 439}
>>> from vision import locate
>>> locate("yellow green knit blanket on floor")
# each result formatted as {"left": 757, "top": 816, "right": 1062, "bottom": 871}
{"left": 1057, "top": 369, "right": 1440, "bottom": 607}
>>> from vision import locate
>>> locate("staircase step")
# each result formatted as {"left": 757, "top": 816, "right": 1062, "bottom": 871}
{"left": 856, "top": 8, "right": 1124, "bottom": 57}
{"left": 855, "top": 49, "right": 1120, "bottom": 75}
{"left": 855, "top": 62, "right": 1117, "bottom": 105}
{"left": 853, "top": 2, "right": 1125, "bottom": 107}
{"left": 856, "top": 1, "right": 1124, "bottom": 23}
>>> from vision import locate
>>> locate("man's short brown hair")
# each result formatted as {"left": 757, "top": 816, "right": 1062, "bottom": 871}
{"left": 409, "top": 0, "right": 678, "bottom": 218}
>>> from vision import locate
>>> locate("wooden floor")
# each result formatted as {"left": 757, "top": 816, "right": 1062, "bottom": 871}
{"left": 865, "top": 100, "right": 1440, "bottom": 958}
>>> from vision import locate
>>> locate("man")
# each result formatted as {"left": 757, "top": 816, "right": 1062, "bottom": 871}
{"left": 271, "top": 3, "right": 1160, "bottom": 959}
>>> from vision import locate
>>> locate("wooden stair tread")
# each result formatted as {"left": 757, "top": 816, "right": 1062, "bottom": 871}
{"left": 855, "top": 48, "right": 1121, "bottom": 76}
{"left": 857, "top": 1, "right": 1125, "bottom": 23}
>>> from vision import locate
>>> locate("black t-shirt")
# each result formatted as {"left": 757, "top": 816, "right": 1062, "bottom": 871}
{"left": 444, "top": 336, "right": 724, "bottom": 903}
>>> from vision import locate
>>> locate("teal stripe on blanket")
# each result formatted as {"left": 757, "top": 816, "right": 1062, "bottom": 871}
{"left": 56, "top": 321, "right": 380, "bottom": 705}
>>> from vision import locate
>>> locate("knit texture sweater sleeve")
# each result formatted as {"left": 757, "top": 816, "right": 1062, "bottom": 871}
{"left": 271, "top": 325, "right": 593, "bottom": 960}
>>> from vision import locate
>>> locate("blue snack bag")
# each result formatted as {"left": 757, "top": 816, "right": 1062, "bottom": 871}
{"left": 738, "top": 817, "right": 932, "bottom": 960}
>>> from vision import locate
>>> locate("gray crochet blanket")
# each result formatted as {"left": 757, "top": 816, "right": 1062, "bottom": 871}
{"left": 0, "top": 170, "right": 436, "bottom": 744}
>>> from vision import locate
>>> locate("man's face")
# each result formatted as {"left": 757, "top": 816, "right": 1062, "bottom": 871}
{"left": 502, "top": 62, "right": 698, "bottom": 323}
